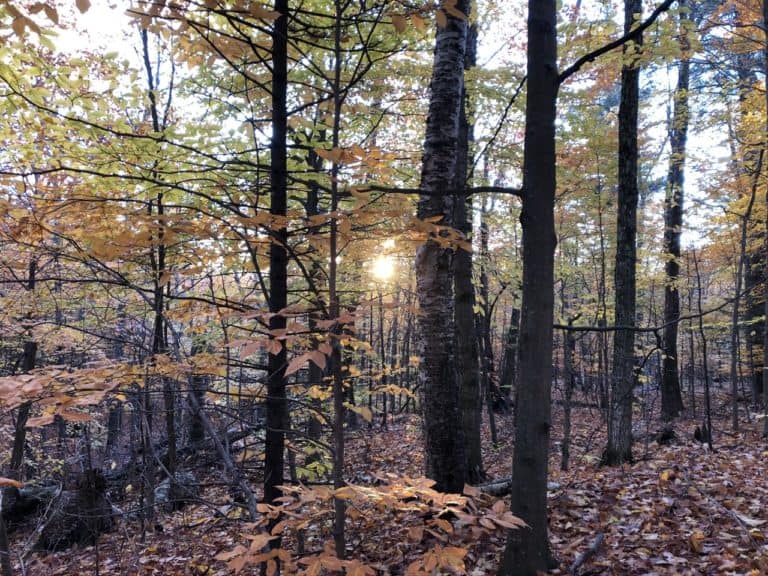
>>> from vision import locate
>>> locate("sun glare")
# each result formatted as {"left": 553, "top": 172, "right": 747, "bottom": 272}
{"left": 371, "top": 254, "right": 395, "bottom": 281}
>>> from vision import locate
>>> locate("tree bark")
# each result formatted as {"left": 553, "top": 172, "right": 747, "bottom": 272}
{"left": 415, "top": 0, "right": 470, "bottom": 493}
{"left": 264, "top": 0, "right": 289, "bottom": 516}
{"left": 605, "top": 0, "right": 642, "bottom": 466}
{"left": 499, "top": 0, "right": 557, "bottom": 573}
{"left": 453, "top": 22, "right": 483, "bottom": 482}
{"left": 499, "top": 308, "right": 520, "bottom": 400}
{"left": 660, "top": 0, "right": 689, "bottom": 420}
{"left": 763, "top": 0, "right": 768, "bottom": 439}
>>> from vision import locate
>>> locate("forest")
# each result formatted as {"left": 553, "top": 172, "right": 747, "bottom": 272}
{"left": 0, "top": 0, "right": 766, "bottom": 574}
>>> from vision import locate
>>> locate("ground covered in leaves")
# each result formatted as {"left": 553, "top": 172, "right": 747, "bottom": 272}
{"left": 12, "top": 392, "right": 768, "bottom": 575}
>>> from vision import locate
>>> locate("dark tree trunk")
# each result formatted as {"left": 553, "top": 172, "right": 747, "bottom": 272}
{"left": 415, "top": 0, "right": 470, "bottom": 493}
{"left": 10, "top": 341, "right": 36, "bottom": 478}
{"left": 499, "top": 308, "right": 520, "bottom": 400}
{"left": 0, "top": 512, "right": 11, "bottom": 576}
{"left": 9, "top": 259, "right": 38, "bottom": 481}
{"left": 330, "top": 0, "right": 347, "bottom": 556}
{"left": 499, "top": 0, "right": 557, "bottom": 573}
{"left": 561, "top": 318, "right": 577, "bottom": 472}
{"left": 264, "top": 0, "right": 289, "bottom": 515}
{"left": 479, "top": 197, "right": 499, "bottom": 442}
{"left": 453, "top": 22, "right": 483, "bottom": 483}
{"left": 187, "top": 344, "right": 208, "bottom": 445}
{"left": 660, "top": 1, "right": 689, "bottom": 420}
{"left": 745, "top": 254, "right": 764, "bottom": 404}
{"left": 763, "top": 0, "right": 768, "bottom": 439}
{"left": 605, "top": 0, "right": 642, "bottom": 466}
{"left": 692, "top": 252, "right": 714, "bottom": 448}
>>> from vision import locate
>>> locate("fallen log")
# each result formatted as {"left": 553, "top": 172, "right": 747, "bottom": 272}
{"left": 34, "top": 469, "right": 113, "bottom": 552}
{"left": 477, "top": 478, "right": 561, "bottom": 497}
{"left": 2, "top": 486, "right": 60, "bottom": 526}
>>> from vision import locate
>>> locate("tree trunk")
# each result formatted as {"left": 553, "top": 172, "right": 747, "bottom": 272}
{"left": 330, "top": 0, "right": 347, "bottom": 557}
{"left": 692, "top": 251, "right": 714, "bottom": 448}
{"left": 188, "top": 343, "right": 208, "bottom": 445}
{"left": 605, "top": 0, "right": 642, "bottom": 466}
{"left": 561, "top": 319, "right": 576, "bottom": 471}
{"left": 453, "top": 22, "right": 483, "bottom": 482}
{"left": 499, "top": 0, "right": 557, "bottom": 573}
{"left": 660, "top": 1, "right": 689, "bottom": 420}
{"left": 499, "top": 308, "right": 520, "bottom": 401}
{"left": 729, "top": 149, "right": 761, "bottom": 432}
{"left": 264, "top": 0, "right": 289, "bottom": 520}
{"left": 415, "top": 0, "right": 470, "bottom": 493}
{"left": 763, "top": 0, "right": 768, "bottom": 439}
{"left": 480, "top": 197, "right": 499, "bottom": 443}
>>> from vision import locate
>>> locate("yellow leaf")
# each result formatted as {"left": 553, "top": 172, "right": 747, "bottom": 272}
{"left": 345, "top": 404, "right": 373, "bottom": 422}
{"left": 76, "top": 0, "right": 91, "bottom": 13}
{"left": 333, "top": 486, "right": 356, "bottom": 500}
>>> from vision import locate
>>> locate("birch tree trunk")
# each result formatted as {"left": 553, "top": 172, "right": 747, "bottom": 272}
{"left": 416, "top": 0, "right": 471, "bottom": 493}
{"left": 453, "top": 22, "right": 483, "bottom": 483}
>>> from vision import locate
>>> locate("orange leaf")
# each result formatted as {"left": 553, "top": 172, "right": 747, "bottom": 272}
{"left": 27, "top": 414, "right": 55, "bottom": 427}
{"left": 0, "top": 478, "right": 23, "bottom": 489}
{"left": 60, "top": 410, "right": 91, "bottom": 423}
{"left": 462, "top": 483, "right": 480, "bottom": 497}
{"left": 391, "top": 14, "right": 407, "bottom": 33}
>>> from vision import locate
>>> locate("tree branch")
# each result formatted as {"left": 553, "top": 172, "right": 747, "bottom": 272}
{"left": 358, "top": 184, "right": 522, "bottom": 197}
{"left": 558, "top": 0, "right": 676, "bottom": 84}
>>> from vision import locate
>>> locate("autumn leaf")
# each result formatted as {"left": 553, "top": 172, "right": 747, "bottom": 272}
{"left": 391, "top": 14, "right": 407, "bottom": 33}
{"left": 60, "top": 410, "right": 91, "bottom": 422}
{"left": 76, "top": 0, "right": 91, "bottom": 13}
{"left": 462, "top": 483, "right": 480, "bottom": 497}
{"left": 689, "top": 530, "right": 705, "bottom": 553}
{"left": 285, "top": 350, "right": 326, "bottom": 376}
{"left": 345, "top": 404, "right": 373, "bottom": 422}
{"left": 251, "top": 5, "right": 280, "bottom": 20}
{"left": 0, "top": 478, "right": 23, "bottom": 489}
{"left": 27, "top": 414, "right": 55, "bottom": 427}
{"left": 435, "top": 8, "right": 447, "bottom": 28}
{"left": 333, "top": 486, "right": 357, "bottom": 500}
{"left": 411, "top": 14, "right": 426, "bottom": 32}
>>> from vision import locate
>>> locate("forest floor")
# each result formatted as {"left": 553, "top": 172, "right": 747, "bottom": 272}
{"left": 12, "top": 389, "right": 768, "bottom": 575}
